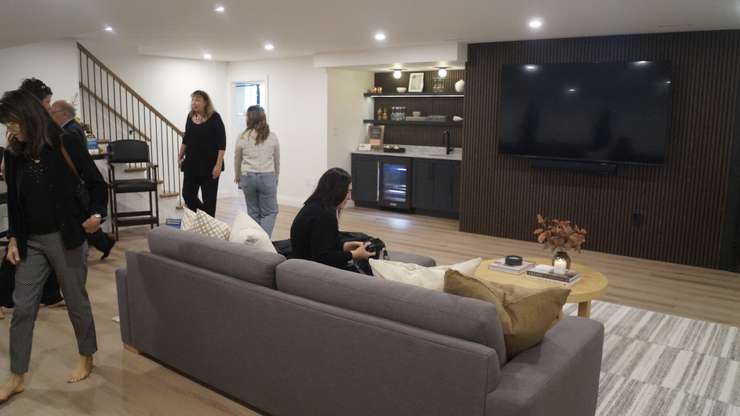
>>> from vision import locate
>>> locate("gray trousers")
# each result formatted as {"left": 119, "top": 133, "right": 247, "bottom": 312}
{"left": 10, "top": 232, "right": 97, "bottom": 374}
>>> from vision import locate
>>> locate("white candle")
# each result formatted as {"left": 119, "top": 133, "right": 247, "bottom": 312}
{"left": 553, "top": 258, "right": 567, "bottom": 275}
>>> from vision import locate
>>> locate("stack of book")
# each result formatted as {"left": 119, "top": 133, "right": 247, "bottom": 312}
{"left": 526, "top": 265, "right": 581, "bottom": 287}
{"left": 488, "top": 258, "right": 535, "bottom": 275}
{"left": 165, "top": 218, "right": 182, "bottom": 229}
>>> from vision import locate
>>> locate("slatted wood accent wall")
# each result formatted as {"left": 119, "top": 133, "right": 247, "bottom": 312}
{"left": 460, "top": 31, "right": 740, "bottom": 269}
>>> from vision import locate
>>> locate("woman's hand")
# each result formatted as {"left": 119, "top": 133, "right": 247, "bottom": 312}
{"left": 6, "top": 238, "right": 20, "bottom": 265}
{"left": 351, "top": 243, "right": 376, "bottom": 261}
{"left": 82, "top": 215, "right": 102, "bottom": 234}
{"left": 343, "top": 241, "right": 363, "bottom": 252}
{"left": 212, "top": 165, "right": 222, "bottom": 179}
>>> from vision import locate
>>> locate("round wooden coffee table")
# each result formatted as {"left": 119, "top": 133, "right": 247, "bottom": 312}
{"left": 473, "top": 258, "right": 608, "bottom": 318}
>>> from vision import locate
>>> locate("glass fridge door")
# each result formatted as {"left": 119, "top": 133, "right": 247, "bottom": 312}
{"left": 381, "top": 162, "right": 409, "bottom": 207}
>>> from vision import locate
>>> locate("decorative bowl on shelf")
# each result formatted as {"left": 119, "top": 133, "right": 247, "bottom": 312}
{"left": 396, "top": 87, "right": 407, "bottom": 93}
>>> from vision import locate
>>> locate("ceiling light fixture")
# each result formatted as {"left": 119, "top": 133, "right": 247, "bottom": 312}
{"left": 203, "top": 53, "right": 213, "bottom": 60}
{"left": 264, "top": 43, "right": 275, "bottom": 51}
{"left": 104, "top": 26, "right": 114, "bottom": 32}
{"left": 374, "top": 32, "right": 387, "bottom": 41}
{"left": 528, "top": 18, "right": 543, "bottom": 29}
{"left": 437, "top": 67, "right": 448, "bottom": 78}
{"left": 524, "top": 65, "right": 538, "bottom": 71}
{"left": 568, "top": 88, "right": 577, "bottom": 93}
{"left": 393, "top": 70, "right": 402, "bottom": 79}
{"left": 635, "top": 60, "right": 649, "bottom": 65}
{"left": 214, "top": 5, "right": 225, "bottom": 13}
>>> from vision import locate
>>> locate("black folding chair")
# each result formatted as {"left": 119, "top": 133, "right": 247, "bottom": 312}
{"left": 107, "top": 140, "right": 159, "bottom": 240}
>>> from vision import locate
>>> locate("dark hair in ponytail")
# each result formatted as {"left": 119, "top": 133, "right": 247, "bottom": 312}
{"left": 245, "top": 105, "right": 270, "bottom": 144}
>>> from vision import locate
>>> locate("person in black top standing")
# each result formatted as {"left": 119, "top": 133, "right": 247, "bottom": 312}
{"left": 290, "top": 168, "right": 375, "bottom": 271}
{"left": 179, "top": 90, "right": 225, "bottom": 217}
{"left": 0, "top": 89, "right": 108, "bottom": 403}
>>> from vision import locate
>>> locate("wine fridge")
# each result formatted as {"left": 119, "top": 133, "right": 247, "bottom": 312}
{"left": 379, "top": 158, "right": 411, "bottom": 210}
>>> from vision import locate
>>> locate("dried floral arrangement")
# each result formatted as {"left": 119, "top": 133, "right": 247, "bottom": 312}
{"left": 534, "top": 214, "right": 587, "bottom": 252}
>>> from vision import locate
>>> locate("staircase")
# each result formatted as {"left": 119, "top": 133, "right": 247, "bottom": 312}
{"left": 76, "top": 42, "right": 182, "bottom": 206}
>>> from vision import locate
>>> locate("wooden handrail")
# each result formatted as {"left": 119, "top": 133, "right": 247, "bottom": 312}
{"left": 79, "top": 84, "right": 151, "bottom": 142}
{"left": 77, "top": 42, "right": 184, "bottom": 137}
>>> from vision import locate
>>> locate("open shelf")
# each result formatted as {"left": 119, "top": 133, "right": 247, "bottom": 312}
{"left": 363, "top": 119, "right": 463, "bottom": 127}
{"left": 364, "top": 92, "right": 464, "bottom": 98}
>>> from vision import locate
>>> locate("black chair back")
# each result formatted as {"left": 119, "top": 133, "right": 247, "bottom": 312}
{"left": 107, "top": 140, "right": 150, "bottom": 163}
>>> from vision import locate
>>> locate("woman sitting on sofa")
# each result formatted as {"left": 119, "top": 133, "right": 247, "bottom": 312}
{"left": 290, "top": 168, "right": 375, "bottom": 271}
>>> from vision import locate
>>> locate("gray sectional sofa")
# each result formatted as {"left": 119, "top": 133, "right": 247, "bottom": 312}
{"left": 116, "top": 226, "right": 604, "bottom": 416}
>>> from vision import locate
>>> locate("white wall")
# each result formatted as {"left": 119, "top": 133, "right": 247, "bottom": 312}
{"left": 79, "top": 40, "right": 228, "bottom": 132}
{"left": 227, "top": 57, "right": 328, "bottom": 206}
{"left": 0, "top": 40, "right": 79, "bottom": 140}
{"left": 327, "top": 69, "right": 373, "bottom": 172}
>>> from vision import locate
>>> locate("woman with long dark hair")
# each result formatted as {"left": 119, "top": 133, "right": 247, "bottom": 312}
{"left": 178, "top": 90, "right": 226, "bottom": 217}
{"left": 234, "top": 105, "right": 280, "bottom": 236}
{"left": 290, "top": 168, "right": 374, "bottom": 270}
{"left": 0, "top": 89, "right": 108, "bottom": 402}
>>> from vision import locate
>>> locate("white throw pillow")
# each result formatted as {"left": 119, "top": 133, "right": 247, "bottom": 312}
{"left": 228, "top": 212, "right": 278, "bottom": 254}
{"left": 181, "top": 208, "right": 197, "bottom": 231}
{"left": 188, "top": 210, "right": 231, "bottom": 240}
{"left": 369, "top": 257, "right": 482, "bottom": 291}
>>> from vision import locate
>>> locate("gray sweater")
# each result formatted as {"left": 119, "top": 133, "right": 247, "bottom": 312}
{"left": 234, "top": 130, "right": 280, "bottom": 177}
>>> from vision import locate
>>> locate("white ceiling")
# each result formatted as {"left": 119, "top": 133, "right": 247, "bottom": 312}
{"left": 1, "top": 0, "right": 739, "bottom": 63}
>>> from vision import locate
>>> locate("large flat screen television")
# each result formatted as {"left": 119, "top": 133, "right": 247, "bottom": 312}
{"left": 498, "top": 61, "right": 672, "bottom": 165}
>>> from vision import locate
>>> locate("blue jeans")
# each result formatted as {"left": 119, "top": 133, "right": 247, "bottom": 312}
{"left": 240, "top": 172, "right": 278, "bottom": 237}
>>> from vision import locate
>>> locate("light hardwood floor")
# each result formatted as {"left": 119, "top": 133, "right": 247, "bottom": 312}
{"left": 0, "top": 196, "right": 738, "bottom": 415}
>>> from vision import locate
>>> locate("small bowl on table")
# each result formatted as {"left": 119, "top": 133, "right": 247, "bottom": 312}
{"left": 396, "top": 87, "right": 407, "bottom": 93}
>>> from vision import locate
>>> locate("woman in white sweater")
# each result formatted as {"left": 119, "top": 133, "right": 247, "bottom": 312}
{"left": 233, "top": 106, "right": 280, "bottom": 236}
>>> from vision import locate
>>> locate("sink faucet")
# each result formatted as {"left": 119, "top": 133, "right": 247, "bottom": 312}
{"left": 443, "top": 130, "right": 452, "bottom": 155}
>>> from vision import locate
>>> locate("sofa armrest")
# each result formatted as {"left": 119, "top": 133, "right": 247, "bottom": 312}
{"left": 485, "top": 317, "right": 604, "bottom": 416}
{"left": 115, "top": 267, "right": 133, "bottom": 347}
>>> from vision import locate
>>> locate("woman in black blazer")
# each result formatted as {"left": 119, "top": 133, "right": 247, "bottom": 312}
{"left": 0, "top": 89, "right": 108, "bottom": 402}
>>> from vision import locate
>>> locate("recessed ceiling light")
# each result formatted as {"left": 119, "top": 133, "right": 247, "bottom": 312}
{"left": 203, "top": 53, "right": 212, "bottom": 60}
{"left": 635, "top": 60, "right": 649, "bottom": 65}
{"left": 393, "top": 70, "right": 402, "bottom": 79}
{"left": 524, "top": 65, "right": 538, "bottom": 71}
{"left": 214, "top": 5, "right": 225, "bottom": 13}
{"left": 264, "top": 43, "right": 275, "bottom": 51}
{"left": 665, "top": 80, "right": 672, "bottom": 85}
{"left": 374, "top": 32, "right": 387, "bottom": 41}
{"left": 568, "top": 88, "right": 577, "bottom": 93}
{"left": 528, "top": 18, "right": 543, "bottom": 29}
{"left": 104, "top": 26, "right": 114, "bottom": 32}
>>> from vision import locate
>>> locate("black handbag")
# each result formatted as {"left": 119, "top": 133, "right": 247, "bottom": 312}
{"left": 59, "top": 141, "right": 91, "bottom": 214}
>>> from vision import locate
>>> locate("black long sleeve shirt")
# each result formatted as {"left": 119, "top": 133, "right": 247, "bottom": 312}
{"left": 182, "top": 112, "right": 226, "bottom": 177}
{"left": 290, "top": 200, "right": 353, "bottom": 270}
{"left": 5, "top": 131, "right": 108, "bottom": 258}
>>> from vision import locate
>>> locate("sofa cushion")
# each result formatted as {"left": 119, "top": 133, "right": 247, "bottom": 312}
{"left": 444, "top": 270, "right": 570, "bottom": 359}
{"left": 229, "top": 212, "right": 278, "bottom": 254}
{"left": 369, "top": 257, "right": 482, "bottom": 291}
{"left": 148, "top": 226, "right": 285, "bottom": 288}
{"left": 276, "top": 259, "right": 507, "bottom": 365}
{"left": 385, "top": 251, "right": 436, "bottom": 267}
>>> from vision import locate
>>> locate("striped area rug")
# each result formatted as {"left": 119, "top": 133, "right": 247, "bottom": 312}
{"left": 562, "top": 301, "right": 740, "bottom": 416}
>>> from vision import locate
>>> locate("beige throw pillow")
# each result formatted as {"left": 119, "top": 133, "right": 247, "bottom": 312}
{"left": 444, "top": 269, "right": 570, "bottom": 359}
{"left": 229, "top": 212, "right": 278, "bottom": 254}
{"left": 186, "top": 210, "right": 231, "bottom": 241}
{"left": 181, "top": 208, "right": 197, "bottom": 231}
{"left": 369, "top": 257, "right": 482, "bottom": 291}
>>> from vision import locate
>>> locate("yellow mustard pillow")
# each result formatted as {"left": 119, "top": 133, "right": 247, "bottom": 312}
{"left": 444, "top": 269, "right": 570, "bottom": 359}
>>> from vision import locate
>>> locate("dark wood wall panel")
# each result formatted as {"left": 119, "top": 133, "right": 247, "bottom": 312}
{"left": 460, "top": 31, "right": 740, "bottom": 269}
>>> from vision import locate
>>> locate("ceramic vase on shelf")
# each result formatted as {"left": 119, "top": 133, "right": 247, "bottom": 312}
{"left": 455, "top": 79, "right": 465, "bottom": 93}
{"left": 551, "top": 250, "right": 571, "bottom": 274}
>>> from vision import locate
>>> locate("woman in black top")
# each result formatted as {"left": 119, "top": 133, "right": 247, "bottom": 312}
{"left": 290, "top": 168, "right": 374, "bottom": 271}
{"left": 0, "top": 89, "right": 108, "bottom": 401}
{"left": 178, "top": 90, "right": 226, "bottom": 217}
